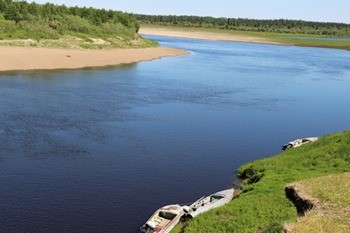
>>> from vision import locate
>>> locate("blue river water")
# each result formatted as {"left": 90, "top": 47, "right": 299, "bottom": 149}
{"left": 0, "top": 35, "right": 350, "bottom": 233}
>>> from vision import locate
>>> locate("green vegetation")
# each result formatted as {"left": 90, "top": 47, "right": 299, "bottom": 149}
{"left": 174, "top": 130, "right": 350, "bottom": 232}
{"left": 285, "top": 173, "right": 350, "bottom": 233}
{"left": 263, "top": 33, "right": 350, "bottom": 50}
{"left": 0, "top": 0, "right": 157, "bottom": 49}
{"left": 137, "top": 15, "right": 350, "bottom": 37}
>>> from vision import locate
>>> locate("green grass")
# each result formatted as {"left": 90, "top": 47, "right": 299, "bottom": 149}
{"left": 264, "top": 33, "right": 350, "bottom": 51}
{"left": 173, "top": 130, "right": 350, "bottom": 233}
{"left": 142, "top": 25, "right": 350, "bottom": 51}
{"left": 0, "top": 34, "right": 158, "bottom": 49}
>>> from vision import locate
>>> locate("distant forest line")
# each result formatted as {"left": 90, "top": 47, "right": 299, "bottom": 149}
{"left": 136, "top": 14, "right": 350, "bottom": 37}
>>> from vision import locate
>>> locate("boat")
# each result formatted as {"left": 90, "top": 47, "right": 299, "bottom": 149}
{"left": 282, "top": 137, "right": 318, "bottom": 150}
{"left": 182, "top": 188, "right": 234, "bottom": 218}
{"left": 140, "top": 204, "right": 184, "bottom": 233}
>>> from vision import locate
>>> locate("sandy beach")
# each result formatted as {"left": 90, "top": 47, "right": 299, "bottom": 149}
{"left": 140, "top": 26, "right": 283, "bottom": 45}
{"left": 0, "top": 27, "right": 286, "bottom": 73}
{"left": 0, "top": 46, "right": 187, "bottom": 72}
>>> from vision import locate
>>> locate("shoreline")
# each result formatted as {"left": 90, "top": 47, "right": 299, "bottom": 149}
{"left": 139, "top": 26, "right": 286, "bottom": 45}
{"left": 0, "top": 46, "right": 188, "bottom": 72}
{"left": 140, "top": 26, "right": 350, "bottom": 51}
{"left": 176, "top": 130, "right": 350, "bottom": 232}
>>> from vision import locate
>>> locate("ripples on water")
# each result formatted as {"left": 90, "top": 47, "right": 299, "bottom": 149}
{"left": 0, "top": 36, "right": 350, "bottom": 232}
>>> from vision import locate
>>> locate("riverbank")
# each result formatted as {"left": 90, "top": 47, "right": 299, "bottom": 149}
{"left": 175, "top": 130, "right": 350, "bottom": 232}
{"left": 140, "top": 26, "right": 350, "bottom": 51}
{"left": 139, "top": 26, "right": 284, "bottom": 45}
{"left": 0, "top": 46, "right": 187, "bottom": 72}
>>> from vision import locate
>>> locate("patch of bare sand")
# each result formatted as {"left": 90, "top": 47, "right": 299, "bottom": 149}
{"left": 139, "top": 27, "right": 284, "bottom": 45}
{"left": 0, "top": 46, "right": 187, "bottom": 72}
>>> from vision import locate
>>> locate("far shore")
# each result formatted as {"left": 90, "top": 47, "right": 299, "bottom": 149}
{"left": 140, "top": 26, "right": 350, "bottom": 51}
{"left": 139, "top": 26, "right": 285, "bottom": 45}
{"left": 0, "top": 46, "right": 187, "bottom": 72}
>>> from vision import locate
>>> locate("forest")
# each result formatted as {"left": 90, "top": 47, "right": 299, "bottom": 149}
{"left": 0, "top": 0, "right": 146, "bottom": 48}
{"left": 136, "top": 14, "right": 350, "bottom": 37}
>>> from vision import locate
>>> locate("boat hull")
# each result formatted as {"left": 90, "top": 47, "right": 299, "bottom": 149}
{"left": 184, "top": 188, "right": 234, "bottom": 218}
{"left": 282, "top": 137, "right": 318, "bottom": 150}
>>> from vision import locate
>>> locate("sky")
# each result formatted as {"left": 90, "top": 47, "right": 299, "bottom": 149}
{"left": 32, "top": 0, "right": 350, "bottom": 24}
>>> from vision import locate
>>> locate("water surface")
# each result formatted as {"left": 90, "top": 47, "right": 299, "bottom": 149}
{"left": 0, "top": 36, "right": 350, "bottom": 233}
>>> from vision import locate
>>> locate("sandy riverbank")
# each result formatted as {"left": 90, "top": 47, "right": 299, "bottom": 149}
{"left": 0, "top": 46, "right": 187, "bottom": 72}
{"left": 139, "top": 26, "right": 283, "bottom": 45}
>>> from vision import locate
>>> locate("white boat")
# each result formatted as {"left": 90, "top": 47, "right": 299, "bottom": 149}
{"left": 140, "top": 204, "right": 184, "bottom": 233}
{"left": 182, "top": 188, "right": 234, "bottom": 218}
{"left": 282, "top": 137, "right": 318, "bottom": 150}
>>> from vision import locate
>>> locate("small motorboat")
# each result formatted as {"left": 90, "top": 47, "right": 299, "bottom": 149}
{"left": 140, "top": 204, "right": 184, "bottom": 233}
{"left": 282, "top": 137, "right": 318, "bottom": 150}
{"left": 182, "top": 188, "right": 234, "bottom": 218}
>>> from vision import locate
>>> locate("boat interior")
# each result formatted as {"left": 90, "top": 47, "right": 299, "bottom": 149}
{"left": 147, "top": 210, "right": 176, "bottom": 229}
{"left": 159, "top": 211, "right": 177, "bottom": 220}
{"left": 210, "top": 194, "right": 224, "bottom": 202}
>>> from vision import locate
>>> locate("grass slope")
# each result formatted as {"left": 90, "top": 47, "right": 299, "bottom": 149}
{"left": 175, "top": 130, "right": 350, "bottom": 233}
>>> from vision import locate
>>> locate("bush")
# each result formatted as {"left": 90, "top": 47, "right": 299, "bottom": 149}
{"left": 0, "top": 0, "right": 143, "bottom": 48}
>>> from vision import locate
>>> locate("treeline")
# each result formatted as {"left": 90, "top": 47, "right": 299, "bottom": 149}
{"left": 0, "top": 0, "right": 139, "bottom": 40}
{"left": 136, "top": 14, "right": 350, "bottom": 37}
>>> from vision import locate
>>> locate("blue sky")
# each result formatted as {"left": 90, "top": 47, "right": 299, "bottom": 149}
{"left": 32, "top": 0, "right": 350, "bottom": 24}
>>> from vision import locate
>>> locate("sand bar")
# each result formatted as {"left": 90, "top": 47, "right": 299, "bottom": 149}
{"left": 140, "top": 26, "right": 284, "bottom": 45}
{"left": 0, "top": 46, "right": 187, "bottom": 72}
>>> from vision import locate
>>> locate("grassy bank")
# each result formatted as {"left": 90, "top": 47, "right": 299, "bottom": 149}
{"left": 174, "top": 130, "right": 350, "bottom": 232}
{"left": 0, "top": 34, "right": 157, "bottom": 49}
{"left": 264, "top": 33, "right": 350, "bottom": 51}
{"left": 0, "top": 0, "right": 157, "bottom": 49}
{"left": 141, "top": 25, "right": 350, "bottom": 51}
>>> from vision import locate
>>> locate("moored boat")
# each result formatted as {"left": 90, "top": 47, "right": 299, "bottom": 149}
{"left": 282, "top": 137, "right": 318, "bottom": 150}
{"left": 140, "top": 204, "right": 184, "bottom": 233}
{"left": 182, "top": 188, "right": 234, "bottom": 218}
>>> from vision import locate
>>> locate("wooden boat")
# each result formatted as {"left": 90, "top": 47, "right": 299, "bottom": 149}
{"left": 182, "top": 188, "right": 234, "bottom": 218}
{"left": 140, "top": 204, "right": 184, "bottom": 233}
{"left": 282, "top": 137, "right": 318, "bottom": 150}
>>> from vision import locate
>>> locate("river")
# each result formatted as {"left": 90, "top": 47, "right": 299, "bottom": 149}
{"left": 0, "top": 35, "right": 349, "bottom": 232}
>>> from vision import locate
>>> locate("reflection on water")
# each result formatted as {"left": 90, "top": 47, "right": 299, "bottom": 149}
{"left": 0, "top": 36, "right": 350, "bottom": 233}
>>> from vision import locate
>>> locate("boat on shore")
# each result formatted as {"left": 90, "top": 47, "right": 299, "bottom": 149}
{"left": 282, "top": 137, "right": 318, "bottom": 150}
{"left": 182, "top": 188, "right": 234, "bottom": 218}
{"left": 140, "top": 204, "right": 184, "bottom": 233}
